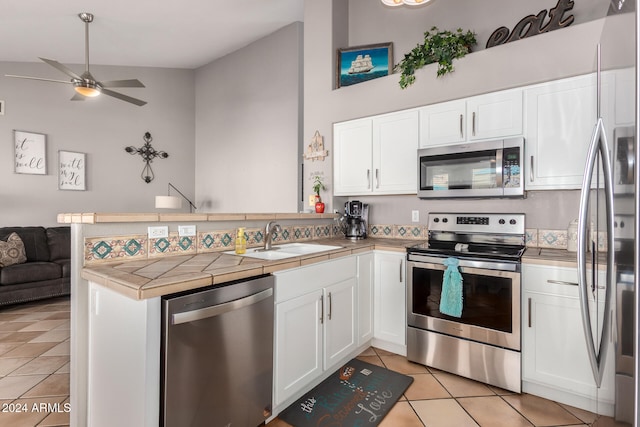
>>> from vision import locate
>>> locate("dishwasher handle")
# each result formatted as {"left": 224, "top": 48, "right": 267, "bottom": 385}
{"left": 172, "top": 288, "right": 273, "bottom": 325}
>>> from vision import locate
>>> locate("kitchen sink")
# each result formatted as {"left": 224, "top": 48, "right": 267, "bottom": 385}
{"left": 225, "top": 243, "right": 343, "bottom": 260}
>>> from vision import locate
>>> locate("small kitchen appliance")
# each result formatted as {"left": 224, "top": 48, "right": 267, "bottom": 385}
{"left": 339, "top": 201, "right": 369, "bottom": 240}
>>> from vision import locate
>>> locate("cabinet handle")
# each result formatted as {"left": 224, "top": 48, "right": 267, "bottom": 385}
{"left": 367, "top": 169, "right": 371, "bottom": 189}
{"left": 399, "top": 260, "right": 403, "bottom": 283}
{"left": 375, "top": 169, "right": 380, "bottom": 189}
{"left": 530, "top": 156, "right": 534, "bottom": 182}
{"left": 459, "top": 114, "right": 464, "bottom": 138}
{"left": 328, "top": 292, "right": 332, "bottom": 320}
{"left": 547, "top": 279, "right": 579, "bottom": 287}
{"left": 320, "top": 295, "right": 324, "bottom": 324}
{"left": 472, "top": 111, "right": 476, "bottom": 136}
{"left": 528, "top": 297, "right": 532, "bottom": 328}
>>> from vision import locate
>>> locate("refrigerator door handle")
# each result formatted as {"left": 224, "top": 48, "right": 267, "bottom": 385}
{"left": 577, "top": 117, "right": 615, "bottom": 388}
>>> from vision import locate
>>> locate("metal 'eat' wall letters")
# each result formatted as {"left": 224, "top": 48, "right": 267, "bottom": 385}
{"left": 486, "top": 0, "right": 575, "bottom": 49}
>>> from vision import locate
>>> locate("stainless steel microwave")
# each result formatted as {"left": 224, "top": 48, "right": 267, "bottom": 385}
{"left": 417, "top": 137, "right": 524, "bottom": 199}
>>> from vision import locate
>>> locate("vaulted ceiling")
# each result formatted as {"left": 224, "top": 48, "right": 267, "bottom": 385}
{"left": 0, "top": 0, "right": 304, "bottom": 69}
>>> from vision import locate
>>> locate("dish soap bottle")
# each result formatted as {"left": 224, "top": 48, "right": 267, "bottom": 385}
{"left": 235, "top": 228, "right": 247, "bottom": 254}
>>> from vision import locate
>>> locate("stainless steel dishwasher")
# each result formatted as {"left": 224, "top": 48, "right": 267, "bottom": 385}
{"left": 161, "top": 274, "right": 274, "bottom": 427}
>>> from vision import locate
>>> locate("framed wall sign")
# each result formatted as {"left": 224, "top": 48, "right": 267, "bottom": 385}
{"left": 58, "top": 150, "right": 86, "bottom": 190}
{"left": 14, "top": 130, "right": 47, "bottom": 175}
{"left": 336, "top": 42, "right": 393, "bottom": 88}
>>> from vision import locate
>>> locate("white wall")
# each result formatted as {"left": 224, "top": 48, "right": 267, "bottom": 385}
{"left": 0, "top": 62, "right": 195, "bottom": 227}
{"left": 194, "top": 22, "right": 303, "bottom": 213}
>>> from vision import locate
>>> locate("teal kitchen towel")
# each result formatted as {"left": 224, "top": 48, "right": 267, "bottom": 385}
{"left": 439, "top": 257, "right": 463, "bottom": 317}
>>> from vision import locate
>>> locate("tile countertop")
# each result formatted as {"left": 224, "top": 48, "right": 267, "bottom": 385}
{"left": 81, "top": 237, "right": 417, "bottom": 301}
{"left": 522, "top": 247, "right": 608, "bottom": 268}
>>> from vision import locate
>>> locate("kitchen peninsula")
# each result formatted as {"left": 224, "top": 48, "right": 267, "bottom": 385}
{"left": 60, "top": 212, "right": 414, "bottom": 427}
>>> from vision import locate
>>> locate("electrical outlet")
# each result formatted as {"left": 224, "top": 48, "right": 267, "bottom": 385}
{"left": 148, "top": 226, "right": 169, "bottom": 239}
{"left": 178, "top": 225, "right": 196, "bottom": 237}
{"left": 309, "top": 194, "right": 316, "bottom": 206}
{"left": 412, "top": 210, "right": 420, "bottom": 223}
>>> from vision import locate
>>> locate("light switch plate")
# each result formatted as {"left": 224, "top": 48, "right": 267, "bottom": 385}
{"left": 148, "top": 226, "right": 169, "bottom": 239}
{"left": 178, "top": 225, "right": 196, "bottom": 237}
{"left": 412, "top": 210, "right": 420, "bottom": 223}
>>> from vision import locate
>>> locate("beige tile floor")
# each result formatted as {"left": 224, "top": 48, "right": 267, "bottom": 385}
{"left": 268, "top": 347, "right": 625, "bottom": 427}
{"left": 0, "top": 297, "right": 625, "bottom": 427}
{"left": 0, "top": 297, "right": 70, "bottom": 427}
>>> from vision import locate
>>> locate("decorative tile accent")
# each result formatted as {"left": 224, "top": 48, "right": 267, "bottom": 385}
{"left": 293, "top": 226, "right": 314, "bottom": 241}
{"left": 538, "top": 229, "right": 568, "bottom": 249}
{"left": 526, "top": 229, "right": 538, "bottom": 247}
{"left": 369, "top": 224, "right": 395, "bottom": 238}
{"left": 395, "top": 225, "right": 425, "bottom": 239}
{"left": 149, "top": 233, "right": 197, "bottom": 257}
{"left": 315, "top": 225, "right": 331, "bottom": 238}
{"left": 84, "top": 235, "right": 147, "bottom": 264}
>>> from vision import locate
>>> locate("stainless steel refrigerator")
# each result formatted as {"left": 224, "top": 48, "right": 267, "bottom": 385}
{"left": 577, "top": 1, "right": 637, "bottom": 425}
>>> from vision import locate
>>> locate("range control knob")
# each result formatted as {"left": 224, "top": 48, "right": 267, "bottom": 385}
{"left": 442, "top": 218, "right": 448, "bottom": 223}
{"left": 510, "top": 219, "right": 517, "bottom": 225}
{"left": 499, "top": 219, "right": 506, "bottom": 225}
{"left": 433, "top": 217, "right": 440, "bottom": 223}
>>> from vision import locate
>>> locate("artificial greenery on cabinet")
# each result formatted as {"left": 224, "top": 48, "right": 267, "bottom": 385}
{"left": 395, "top": 26, "right": 477, "bottom": 89}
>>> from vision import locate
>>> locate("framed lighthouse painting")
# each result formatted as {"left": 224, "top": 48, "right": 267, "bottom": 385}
{"left": 336, "top": 42, "right": 393, "bottom": 88}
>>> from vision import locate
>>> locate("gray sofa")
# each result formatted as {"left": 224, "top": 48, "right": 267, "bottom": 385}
{"left": 0, "top": 226, "right": 71, "bottom": 306}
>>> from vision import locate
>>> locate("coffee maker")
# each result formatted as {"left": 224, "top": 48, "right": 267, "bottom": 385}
{"left": 339, "top": 201, "right": 369, "bottom": 240}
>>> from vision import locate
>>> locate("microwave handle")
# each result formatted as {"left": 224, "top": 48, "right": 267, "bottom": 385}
{"left": 496, "top": 148, "right": 504, "bottom": 188}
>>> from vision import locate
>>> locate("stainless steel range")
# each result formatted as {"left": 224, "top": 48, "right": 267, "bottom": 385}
{"left": 406, "top": 212, "right": 526, "bottom": 393}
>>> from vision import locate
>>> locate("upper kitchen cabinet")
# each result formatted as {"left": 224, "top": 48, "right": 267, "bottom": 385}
{"left": 419, "top": 89, "right": 523, "bottom": 148}
{"left": 334, "top": 110, "right": 418, "bottom": 196}
{"left": 525, "top": 73, "right": 612, "bottom": 190}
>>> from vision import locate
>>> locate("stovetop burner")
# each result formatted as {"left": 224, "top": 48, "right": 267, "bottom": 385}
{"left": 407, "top": 212, "right": 526, "bottom": 262}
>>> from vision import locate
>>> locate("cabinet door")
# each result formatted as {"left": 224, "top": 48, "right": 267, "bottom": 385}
{"left": 374, "top": 252, "right": 406, "bottom": 347}
{"left": 324, "top": 278, "right": 357, "bottom": 370}
{"left": 467, "top": 89, "right": 523, "bottom": 141}
{"left": 372, "top": 110, "right": 419, "bottom": 194}
{"left": 525, "top": 74, "right": 611, "bottom": 190}
{"left": 333, "top": 118, "right": 373, "bottom": 195}
{"left": 522, "top": 264, "right": 614, "bottom": 410}
{"left": 274, "top": 290, "right": 323, "bottom": 406}
{"left": 357, "top": 253, "right": 374, "bottom": 346}
{"left": 419, "top": 99, "right": 466, "bottom": 147}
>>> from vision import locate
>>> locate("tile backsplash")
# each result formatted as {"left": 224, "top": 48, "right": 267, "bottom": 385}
{"left": 84, "top": 222, "right": 606, "bottom": 265}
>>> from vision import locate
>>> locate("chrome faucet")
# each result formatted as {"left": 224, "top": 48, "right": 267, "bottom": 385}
{"left": 263, "top": 221, "right": 282, "bottom": 251}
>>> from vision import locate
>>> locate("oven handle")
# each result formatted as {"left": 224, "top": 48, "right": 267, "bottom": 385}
{"left": 407, "top": 259, "right": 521, "bottom": 279}
{"left": 407, "top": 254, "right": 520, "bottom": 273}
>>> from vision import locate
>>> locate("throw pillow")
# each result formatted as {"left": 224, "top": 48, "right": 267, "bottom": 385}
{"left": 0, "top": 232, "right": 28, "bottom": 267}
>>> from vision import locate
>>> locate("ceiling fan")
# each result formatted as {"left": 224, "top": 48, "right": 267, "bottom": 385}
{"left": 5, "top": 12, "right": 147, "bottom": 106}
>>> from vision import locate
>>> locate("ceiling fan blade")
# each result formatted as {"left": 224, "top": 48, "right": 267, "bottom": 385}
{"left": 5, "top": 74, "right": 71, "bottom": 84}
{"left": 101, "top": 88, "right": 147, "bottom": 106}
{"left": 100, "top": 79, "right": 145, "bottom": 88}
{"left": 39, "top": 57, "right": 83, "bottom": 80}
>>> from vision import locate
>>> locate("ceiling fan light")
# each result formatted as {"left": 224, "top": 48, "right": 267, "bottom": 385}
{"left": 74, "top": 86, "right": 101, "bottom": 97}
{"left": 381, "top": 0, "right": 404, "bottom": 6}
{"left": 403, "top": 0, "right": 432, "bottom": 5}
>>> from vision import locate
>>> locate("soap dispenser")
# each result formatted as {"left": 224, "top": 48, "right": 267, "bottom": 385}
{"left": 235, "top": 227, "right": 247, "bottom": 254}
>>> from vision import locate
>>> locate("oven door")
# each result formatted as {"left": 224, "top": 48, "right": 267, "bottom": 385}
{"left": 407, "top": 256, "right": 521, "bottom": 351}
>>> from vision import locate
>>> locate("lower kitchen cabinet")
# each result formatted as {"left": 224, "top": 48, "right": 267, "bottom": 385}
{"left": 273, "top": 256, "right": 357, "bottom": 406}
{"left": 522, "top": 263, "right": 614, "bottom": 415}
{"left": 373, "top": 251, "right": 407, "bottom": 354}
{"left": 357, "top": 252, "right": 374, "bottom": 346}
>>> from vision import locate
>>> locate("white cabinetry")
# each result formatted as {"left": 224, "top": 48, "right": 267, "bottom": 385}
{"left": 87, "top": 282, "right": 161, "bottom": 427}
{"left": 524, "top": 73, "right": 612, "bottom": 190}
{"left": 357, "top": 252, "right": 374, "bottom": 346}
{"left": 373, "top": 251, "right": 407, "bottom": 355}
{"left": 419, "top": 89, "right": 523, "bottom": 148}
{"left": 334, "top": 110, "right": 418, "bottom": 196}
{"left": 273, "top": 256, "right": 357, "bottom": 406}
{"left": 522, "top": 263, "right": 614, "bottom": 415}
